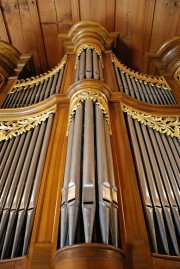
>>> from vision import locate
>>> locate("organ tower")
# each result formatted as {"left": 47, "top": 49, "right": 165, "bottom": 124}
{"left": 0, "top": 21, "right": 179, "bottom": 269}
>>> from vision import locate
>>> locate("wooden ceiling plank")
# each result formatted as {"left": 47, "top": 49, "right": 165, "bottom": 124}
{"left": 132, "top": 0, "right": 155, "bottom": 71}
{"left": 79, "top": 0, "right": 91, "bottom": 20}
{"left": 17, "top": 0, "right": 46, "bottom": 73}
{"left": 80, "top": 0, "right": 115, "bottom": 31}
{"left": 27, "top": 0, "right": 48, "bottom": 71}
{"left": 104, "top": 0, "right": 115, "bottom": 32}
{"left": 37, "top": 0, "right": 57, "bottom": 23}
{"left": 150, "top": 0, "right": 180, "bottom": 52}
{"left": 71, "top": 0, "right": 80, "bottom": 23}
{"left": 37, "top": 0, "right": 61, "bottom": 69}
{"left": 0, "top": 8, "right": 9, "bottom": 42}
{"left": 42, "top": 24, "right": 61, "bottom": 69}
{"left": 0, "top": 0, "right": 26, "bottom": 53}
{"left": 115, "top": 0, "right": 155, "bottom": 72}
{"left": 55, "top": 0, "right": 73, "bottom": 33}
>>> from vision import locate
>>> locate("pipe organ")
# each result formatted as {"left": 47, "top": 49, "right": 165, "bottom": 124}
{"left": 0, "top": 21, "right": 179, "bottom": 269}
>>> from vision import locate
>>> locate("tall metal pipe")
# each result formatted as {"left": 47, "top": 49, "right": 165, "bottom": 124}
{"left": 67, "top": 105, "right": 83, "bottom": 245}
{"left": 60, "top": 118, "right": 74, "bottom": 247}
{"left": 79, "top": 51, "right": 85, "bottom": 80}
{"left": 93, "top": 51, "right": 100, "bottom": 80}
{"left": 55, "top": 66, "right": 65, "bottom": 94}
{"left": 82, "top": 99, "right": 96, "bottom": 243}
{"left": 95, "top": 105, "right": 111, "bottom": 244}
{"left": 104, "top": 121, "right": 119, "bottom": 247}
{"left": 86, "top": 49, "right": 92, "bottom": 78}
{"left": 11, "top": 120, "right": 48, "bottom": 257}
{"left": 98, "top": 58, "right": 103, "bottom": 81}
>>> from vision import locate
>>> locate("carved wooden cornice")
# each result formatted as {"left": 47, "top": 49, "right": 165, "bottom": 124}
{"left": 59, "top": 20, "right": 119, "bottom": 54}
{"left": 145, "top": 36, "right": 180, "bottom": 77}
{"left": 0, "top": 40, "right": 21, "bottom": 79}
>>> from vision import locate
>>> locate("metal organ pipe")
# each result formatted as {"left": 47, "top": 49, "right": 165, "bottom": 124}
{"left": 59, "top": 100, "right": 120, "bottom": 248}
{"left": 85, "top": 49, "right": 93, "bottom": 78}
{"left": 104, "top": 121, "right": 119, "bottom": 247}
{"left": 113, "top": 63, "right": 177, "bottom": 105}
{"left": 1, "top": 64, "right": 65, "bottom": 108}
{"left": 116, "top": 65, "right": 180, "bottom": 255}
{"left": 0, "top": 116, "right": 54, "bottom": 259}
{"left": 95, "top": 105, "right": 111, "bottom": 244}
{"left": 82, "top": 99, "right": 96, "bottom": 243}
{"left": 78, "top": 51, "right": 86, "bottom": 80}
{"left": 67, "top": 105, "right": 83, "bottom": 245}
{"left": 75, "top": 49, "right": 103, "bottom": 81}
{"left": 60, "top": 119, "right": 75, "bottom": 248}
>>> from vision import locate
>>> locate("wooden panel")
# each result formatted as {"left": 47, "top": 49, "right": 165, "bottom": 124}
{"left": 115, "top": 0, "right": 155, "bottom": 71}
{"left": 25, "top": 0, "right": 48, "bottom": 71}
{"left": 53, "top": 244, "right": 124, "bottom": 269}
{"left": 0, "top": 0, "right": 180, "bottom": 76}
{"left": 150, "top": 0, "right": 180, "bottom": 52}
{"left": 55, "top": 0, "right": 73, "bottom": 32}
{"left": 37, "top": 0, "right": 60, "bottom": 68}
{"left": 0, "top": 256, "right": 27, "bottom": 269}
{"left": 71, "top": 0, "right": 80, "bottom": 22}
{"left": 55, "top": 0, "right": 73, "bottom": 62}
{"left": 79, "top": 0, "right": 115, "bottom": 31}
{"left": 17, "top": 0, "right": 47, "bottom": 73}
{"left": 41, "top": 24, "right": 60, "bottom": 69}
{"left": 37, "top": 0, "right": 72, "bottom": 68}
{"left": 1, "top": 0, "right": 26, "bottom": 53}
{"left": 0, "top": 8, "right": 9, "bottom": 42}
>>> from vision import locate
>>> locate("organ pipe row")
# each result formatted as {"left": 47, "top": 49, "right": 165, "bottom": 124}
{"left": 75, "top": 49, "right": 103, "bottom": 81}
{"left": 114, "top": 63, "right": 176, "bottom": 105}
{"left": 1, "top": 65, "right": 65, "bottom": 108}
{"left": 0, "top": 115, "right": 54, "bottom": 258}
{"left": 0, "top": 20, "right": 179, "bottom": 269}
{"left": 117, "top": 69, "right": 180, "bottom": 255}
{"left": 59, "top": 100, "right": 119, "bottom": 248}
{"left": 0, "top": 53, "right": 65, "bottom": 260}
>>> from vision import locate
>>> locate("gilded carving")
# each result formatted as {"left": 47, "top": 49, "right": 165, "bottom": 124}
{"left": 121, "top": 104, "right": 180, "bottom": 138}
{"left": 0, "top": 106, "right": 56, "bottom": 141}
{"left": 112, "top": 54, "right": 171, "bottom": 90}
{"left": 67, "top": 89, "right": 111, "bottom": 135}
{"left": 75, "top": 43, "right": 103, "bottom": 69}
{"left": 11, "top": 55, "right": 67, "bottom": 92}
{"left": 174, "top": 67, "right": 180, "bottom": 82}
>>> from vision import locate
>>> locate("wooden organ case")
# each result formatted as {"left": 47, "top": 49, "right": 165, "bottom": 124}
{"left": 0, "top": 21, "right": 179, "bottom": 269}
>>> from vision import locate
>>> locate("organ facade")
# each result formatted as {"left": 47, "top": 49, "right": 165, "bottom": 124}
{"left": 0, "top": 21, "right": 179, "bottom": 269}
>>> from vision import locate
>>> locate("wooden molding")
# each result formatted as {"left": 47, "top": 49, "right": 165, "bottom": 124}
{"left": 53, "top": 244, "right": 124, "bottom": 269}
{"left": 145, "top": 36, "right": 180, "bottom": 77}
{"left": 0, "top": 256, "right": 27, "bottom": 269}
{"left": 59, "top": 20, "right": 119, "bottom": 53}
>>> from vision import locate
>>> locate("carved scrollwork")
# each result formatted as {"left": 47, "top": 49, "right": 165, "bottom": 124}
{"left": 112, "top": 54, "right": 171, "bottom": 90}
{"left": 174, "top": 67, "right": 180, "bottom": 82}
{"left": 67, "top": 89, "right": 111, "bottom": 135}
{"left": 75, "top": 43, "right": 103, "bottom": 69}
{"left": 121, "top": 104, "right": 180, "bottom": 138}
{"left": 0, "top": 106, "right": 56, "bottom": 141}
{"left": 11, "top": 55, "right": 67, "bottom": 92}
